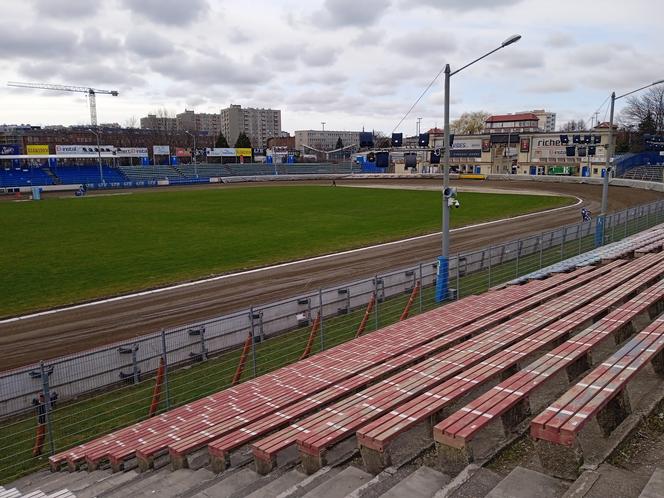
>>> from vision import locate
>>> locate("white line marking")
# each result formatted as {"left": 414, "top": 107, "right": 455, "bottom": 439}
{"left": 0, "top": 195, "right": 582, "bottom": 324}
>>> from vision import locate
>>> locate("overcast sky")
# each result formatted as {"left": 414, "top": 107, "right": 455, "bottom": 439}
{"left": 1, "top": 0, "right": 663, "bottom": 134}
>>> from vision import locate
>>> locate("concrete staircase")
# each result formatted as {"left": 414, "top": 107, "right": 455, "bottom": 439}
{"left": 6, "top": 463, "right": 664, "bottom": 497}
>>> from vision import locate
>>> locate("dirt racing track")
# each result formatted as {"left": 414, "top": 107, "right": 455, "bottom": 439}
{"left": 1, "top": 177, "right": 663, "bottom": 370}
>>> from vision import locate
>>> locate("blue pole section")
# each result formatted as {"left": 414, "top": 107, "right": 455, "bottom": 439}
{"left": 594, "top": 215, "right": 605, "bottom": 248}
{"left": 435, "top": 256, "right": 449, "bottom": 302}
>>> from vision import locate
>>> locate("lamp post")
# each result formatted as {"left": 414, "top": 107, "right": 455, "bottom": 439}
{"left": 436, "top": 34, "right": 522, "bottom": 302}
{"left": 87, "top": 128, "right": 104, "bottom": 186}
{"left": 596, "top": 79, "right": 664, "bottom": 247}
{"left": 184, "top": 130, "right": 198, "bottom": 178}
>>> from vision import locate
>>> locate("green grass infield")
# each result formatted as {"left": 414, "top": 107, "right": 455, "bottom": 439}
{"left": 0, "top": 185, "right": 573, "bottom": 317}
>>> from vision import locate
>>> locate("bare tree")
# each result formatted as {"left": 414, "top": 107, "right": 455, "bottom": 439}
{"left": 560, "top": 119, "right": 586, "bottom": 132}
{"left": 622, "top": 86, "right": 664, "bottom": 132}
{"left": 450, "top": 111, "right": 490, "bottom": 134}
{"left": 124, "top": 116, "right": 138, "bottom": 128}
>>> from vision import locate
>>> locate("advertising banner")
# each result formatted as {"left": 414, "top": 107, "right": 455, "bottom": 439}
{"left": 520, "top": 138, "right": 530, "bottom": 153}
{"left": 235, "top": 148, "right": 252, "bottom": 157}
{"left": 153, "top": 145, "right": 170, "bottom": 155}
{"left": 27, "top": 144, "right": 49, "bottom": 155}
{"left": 532, "top": 137, "right": 605, "bottom": 162}
{"left": 116, "top": 147, "right": 148, "bottom": 158}
{"left": 175, "top": 147, "right": 191, "bottom": 157}
{"left": 481, "top": 138, "right": 491, "bottom": 152}
{"left": 207, "top": 148, "right": 238, "bottom": 157}
{"left": 55, "top": 145, "right": 116, "bottom": 155}
{"left": 0, "top": 144, "right": 20, "bottom": 155}
{"left": 450, "top": 138, "right": 482, "bottom": 157}
{"left": 253, "top": 147, "right": 266, "bottom": 156}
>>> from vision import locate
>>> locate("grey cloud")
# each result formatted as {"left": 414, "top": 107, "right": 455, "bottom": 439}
{"left": 81, "top": 28, "right": 122, "bottom": 54}
{"left": 313, "top": 0, "right": 391, "bottom": 28}
{"left": 524, "top": 81, "right": 574, "bottom": 93}
{"left": 31, "top": 0, "right": 99, "bottom": 18}
{"left": 120, "top": 0, "right": 210, "bottom": 26}
{"left": 351, "top": 29, "right": 384, "bottom": 47}
{"left": 407, "top": 0, "right": 523, "bottom": 11}
{"left": 150, "top": 52, "right": 268, "bottom": 87}
{"left": 300, "top": 46, "right": 339, "bottom": 67}
{"left": 493, "top": 49, "right": 544, "bottom": 69}
{"left": 125, "top": 31, "right": 175, "bottom": 58}
{"left": 545, "top": 32, "right": 576, "bottom": 48}
{"left": 0, "top": 24, "right": 77, "bottom": 58}
{"left": 389, "top": 32, "right": 456, "bottom": 57}
{"left": 17, "top": 60, "right": 143, "bottom": 89}
{"left": 298, "top": 72, "right": 348, "bottom": 85}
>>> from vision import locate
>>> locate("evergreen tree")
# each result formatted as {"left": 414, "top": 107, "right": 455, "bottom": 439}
{"left": 215, "top": 133, "right": 229, "bottom": 148}
{"left": 235, "top": 132, "right": 252, "bottom": 148}
{"left": 639, "top": 110, "right": 657, "bottom": 134}
{"left": 335, "top": 137, "right": 343, "bottom": 149}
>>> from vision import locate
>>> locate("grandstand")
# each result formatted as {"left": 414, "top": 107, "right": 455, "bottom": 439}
{"left": 51, "top": 166, "right": 126, "bottom": 185}
{"left": 6, "top": 225, "right": 664, "bottom": 497}
{"left": 117, "top": 165, "right": 183, "bottom": 182}
{"left": 0, "top": 167, "right": 53, "bottom": 187}
{"left": 622, "top": 165, "right": 664, "bottom": 182}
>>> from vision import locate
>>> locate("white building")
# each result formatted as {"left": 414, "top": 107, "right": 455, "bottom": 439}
{"left": 517, "top": 109, "right": 557, "bottom": 132}
{"left": 294, "top": 130, "right": 361, "bottom": 152}
{"left": 220, "top": 105, "right": 282, "bottom": 148}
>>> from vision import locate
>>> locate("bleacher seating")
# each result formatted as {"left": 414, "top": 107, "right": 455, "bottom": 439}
{"left": 117, "top": 165, "right": 183, "bottom": 182}
{"left": 621, "top": 165, "right": 664, "bottom": 182}
{"left": 50, "top": 166, "right": 126, "bottom": 185}
{"left": 0, "top": 167, "right": 53, "bottom": 187}
{"left": 37, "top": 222, "right": 664, "bottom": 498}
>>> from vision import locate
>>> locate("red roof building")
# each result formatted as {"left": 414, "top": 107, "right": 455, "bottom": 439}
{"left": 485, "top": 113, "right": 540, "bottom": 134}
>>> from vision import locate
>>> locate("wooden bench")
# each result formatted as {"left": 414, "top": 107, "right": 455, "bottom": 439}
{"left": 244, "top": 265, "right": 619, "bottom": 475}
{"left": 530, "top": 315, "right": 664, "bottom": 479}
{"left": 432, "top": 276, "right": 664, "bottom": 475}
{"left": 249, "top": 260, "right": 637, "bottom": 475}
{"left": 49, "top": 266, "right": 569, "bottom": 472}
{"left": 170, "top": 269, "right": 594, "bottom": 472}
{"left": 358, "top": 263, "right": 664, "bottom": 474}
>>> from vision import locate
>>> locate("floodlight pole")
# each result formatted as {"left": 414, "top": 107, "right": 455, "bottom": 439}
{"left": 87, "top": 128, "right": 104, "bottom": 186}
{"left": 596, "top": 79, "right": 664, "bottom": 247}
{"left": 435, "top": 35, "right": 521, "bottom": 302}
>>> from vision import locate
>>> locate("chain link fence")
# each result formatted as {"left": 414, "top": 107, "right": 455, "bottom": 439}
{"left": 1, "top": 198, "right": 663, "bottom": 483}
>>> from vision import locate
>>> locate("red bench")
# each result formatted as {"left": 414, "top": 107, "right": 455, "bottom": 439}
{"left": 49, "top": 265, "right": 567, "bottom": 472}
{"left": 244, "top": 264, "right": 618, "bottom": 475}
{"left": 357, "top": 261, "right": 664, "bottom": 474}
{"left": 432, "top": 275, "right": 664, "bottom": 475}
{"left": 530, "top": 314, "right": 664, "bottom": 479}
{"left": 251, "top": 260, "right": 638, "bottom": 474}
{"left": 168, "top": 270, "right": 590, "bottom": 472}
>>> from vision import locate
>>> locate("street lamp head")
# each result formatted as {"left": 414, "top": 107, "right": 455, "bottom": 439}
{"left": 501, "top": 34, "right": 522, "bottom": 47}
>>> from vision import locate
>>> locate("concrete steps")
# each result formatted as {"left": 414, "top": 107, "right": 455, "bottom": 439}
{"left": 380, "top": 466, "right": 449, "bottom": 498}
{"left": 301, "top": 466, "right": 372, "bottom": 498}
{"left": 639, "top": 468, "right": 664, "bottom": 498}
{"left": 485, "top": 467, "right": 569, "bottom": 498}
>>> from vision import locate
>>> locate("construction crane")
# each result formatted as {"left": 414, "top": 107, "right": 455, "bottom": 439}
{"left": 7, "top": 81, "right": 119, "bottom": 126}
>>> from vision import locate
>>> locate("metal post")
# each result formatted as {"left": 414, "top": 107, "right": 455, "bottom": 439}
{"left": 625, "top": 208, "right": 629, "bottom": 238}
{"left": 515, "top": 241, "right": 521, "bottom": 278}
{"left": 160, "top": 329, "right": 171, "bottom": 410}
{"left": 318, "top": 289, "right": 324, "bottom": 351}
{"left": 596, "top": 92, "right": 615, "bottom": 247}
{"left": 487, "top": 246, "right": 492, "bottom": 288}
{"left": 418, "top": 263, "right": 424, "bottom": 312}
{"left": 436, "top": 64, "right": 452, "bottom": 303}
{"left": 374, "top": 275, "right": 379, "bottom": 331}
{"left": 455, "top": 255, "right": 461, "bottom": 300}
{"left": 539, "top": 235, "right": 543, "bottom": 269}
{"left": 199, "top": 328, "right": 207, "bottom": 361}
{"left": 131, "top": 344, "right": 139, "bottom": 384}
{"left": 40, "top": 361, "right": 55, "bottom": 456}
{"left": 249, "top": 307, "right": 257, "bottom": 378}
{"left": 560, "top": 230, "right": 564, "bottom": 260}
